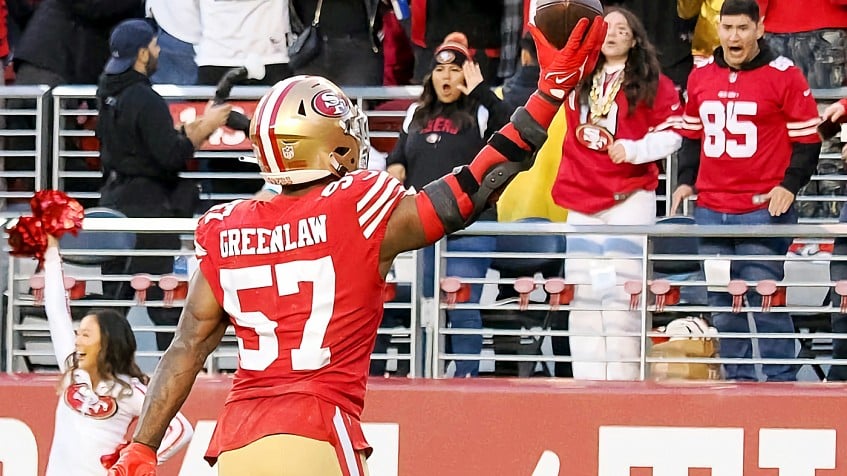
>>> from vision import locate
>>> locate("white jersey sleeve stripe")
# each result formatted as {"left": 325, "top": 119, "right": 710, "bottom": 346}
{"left": 683, "top": 114, "right": 701, "bottom": 123}
{"left": 194, "top": 240, "right": 208, "bottom": 258}
{"left": 653, "top": 116, "right": 685, "bottom": 132}
{"left": 787, "top": 117, "right": 821, "bottom": 130}
{"left": 357, "top": 174, "right": 403, "bottom": 226}
{"left": 355, "top": 170, "right": 389, "bottom": 212}
{"left": 362, "top": 186, "right": 406, "bottom": 239}
{"left": 788, "top": 126, "right": 819, "bottom": 137}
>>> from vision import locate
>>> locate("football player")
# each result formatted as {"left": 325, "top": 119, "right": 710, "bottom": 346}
{"left": 671, "top": 0, "right": 821, "bottom": 382}
{"left": 108, "top": 17, "right": 607, "bottom": 476}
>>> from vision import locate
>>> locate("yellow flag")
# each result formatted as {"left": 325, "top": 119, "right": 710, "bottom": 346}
{"left": 497, "top": 104, "right": 569, "bottom": 222}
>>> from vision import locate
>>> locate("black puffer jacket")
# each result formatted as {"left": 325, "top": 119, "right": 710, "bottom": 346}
{"left": 14, "top": 0, "right": 143, "bottom": 84}
{"left": 96, "top": 70, "right": 198, "bottom": 218}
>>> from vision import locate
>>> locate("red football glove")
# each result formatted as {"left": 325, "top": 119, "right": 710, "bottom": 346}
{"left": 529, "top": 16, "right": 608, "bottom": 100}
{"left": 107, "top": 442, "right": 157, "bottom": 476}
{"left": 101, "top": 441, "right": 130, "bottom": 469}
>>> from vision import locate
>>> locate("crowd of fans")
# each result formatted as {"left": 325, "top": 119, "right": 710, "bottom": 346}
{"left": 3, "top": 0, "right": 847, "bottom": 384}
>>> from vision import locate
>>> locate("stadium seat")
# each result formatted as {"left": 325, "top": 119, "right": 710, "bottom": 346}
{"left": 59, "top": 207, "right": 136, "bottom": 265}
{"left": 59, "top": 207, "right": 136, "bottom": 300}
{"left": 482, "top": 218, "right": 568, "bottom": 377}
{"left": 652, "top": 216, "right": 706, "bottom": 316}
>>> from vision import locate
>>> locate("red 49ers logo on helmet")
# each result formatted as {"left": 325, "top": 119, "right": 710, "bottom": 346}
{"left": 63, "top": 383, "right": 118, "bottom": 419}
{"left": 312, "top": 90, "right": 350, "bottom": 118}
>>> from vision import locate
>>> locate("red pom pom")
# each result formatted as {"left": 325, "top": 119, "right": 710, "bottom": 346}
{"left": 30, "top": 190, "right": 84, "bottom": 238}
{"left": 8, "top": 216, "right": 47, "bottom": 262}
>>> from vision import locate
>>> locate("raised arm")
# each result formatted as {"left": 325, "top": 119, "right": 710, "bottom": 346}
{"left": 43, "top": 238, "right": 74, "bottom": 372}
{"left": 109, "top": 271, "right": 228, "bottom": 474}
{"left": 379, "top": 18, "right": 607, "bottom": 271}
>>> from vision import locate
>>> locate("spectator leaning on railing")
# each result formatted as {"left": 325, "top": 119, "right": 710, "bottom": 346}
{"left": 671, "top": 0, "right": 821, "bottom": 382}
{"left": 95, "top": 19, "right": 230, "bottom": 351}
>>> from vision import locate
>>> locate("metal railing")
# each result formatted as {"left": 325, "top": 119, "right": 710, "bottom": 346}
{"left": 4, "top": 84, "right": 847, "bottom": 381}
{"left": 50, "top": 85, "right": 425, "bottom": 205}
{"left": 5, "top": 218, "right": 847, "bottom": 382}
{"left": 36, "top": 83, "right": 847, "bottom": 222}
{"left": 3, "top": 217, "right": 421, "bottom": 375}
{"left": 430, "top": 221, "right": 847, "bottom": 379}
{"left": 0, "top": 86, "right": 51, "bottom": 215}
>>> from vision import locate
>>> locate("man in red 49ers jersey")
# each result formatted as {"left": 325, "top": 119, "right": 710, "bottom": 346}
{"left": 670, "top": 0, "right": 821, "bottom": 382}
{"left": 107, "top": 18, "right": 607, "bottom": 476}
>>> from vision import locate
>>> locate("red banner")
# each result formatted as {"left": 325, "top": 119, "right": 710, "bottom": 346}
{"left": 1, "top": 375, "right": 847, "bottom": 475}
{"left": 168, "top": 101, "right": 257, "bottom": 151}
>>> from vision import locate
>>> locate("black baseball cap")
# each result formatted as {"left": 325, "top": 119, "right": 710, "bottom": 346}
{"left": 104, "top": 19, "right": 157, "bottom": 75}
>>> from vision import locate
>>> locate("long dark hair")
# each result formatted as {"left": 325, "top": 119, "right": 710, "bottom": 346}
{"left": 62, "top": 308, "right": 149, "bottom": 396}
{"left": 580, "top": 7, "right": 662, "bottom": 115}
{"left": 410, "top": 71, "right": 480, "bottom": 132}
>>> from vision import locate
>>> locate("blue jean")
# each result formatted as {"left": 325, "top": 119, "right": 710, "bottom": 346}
{"left": 694, "top": 206, "right": 798, "bottom": 381}
{"left": 423, "top": 235, "right": 496, "bottom": 377}
{"left": 150, "top": 28, "right": 198, "bottom": 85}
{"left": 768, "top": 30, "right": 846, "bottom": 89}
{"left": 829, "top": 205, "right": 847, "bottom": 380}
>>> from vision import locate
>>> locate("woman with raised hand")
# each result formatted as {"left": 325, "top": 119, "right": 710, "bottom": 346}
{"left": 551, "top": 7, "right": 684, "bottom": 381}
{"left": 8, "top": 191, "right": 193, "bottom": 475}
{"left": 386, "top": 32, "right": 514, "bottom": 377}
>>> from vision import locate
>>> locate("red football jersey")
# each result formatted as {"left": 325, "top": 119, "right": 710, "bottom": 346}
{"left": 679, "top": 56, "right": 820, "bottom": 213}
{"left": 552, "top": 74, "right": 682, "bottom": 214}
{"left": 194, "top": 169, "right": 408, "bottom": 461}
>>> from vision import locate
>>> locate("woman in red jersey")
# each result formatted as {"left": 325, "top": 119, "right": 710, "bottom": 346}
{"left": 551, "top": 7, "right": 683, "bottom": 380}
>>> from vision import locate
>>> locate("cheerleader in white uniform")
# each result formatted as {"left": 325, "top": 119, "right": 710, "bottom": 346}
{"left": 41, "top": 234, "right": 193, "bottom": 475}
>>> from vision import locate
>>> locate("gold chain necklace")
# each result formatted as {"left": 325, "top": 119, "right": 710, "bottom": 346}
{"left": 589, "top": 69, "right": 624, "bottom": 123}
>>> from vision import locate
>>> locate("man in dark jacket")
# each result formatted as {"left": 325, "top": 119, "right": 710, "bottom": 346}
{"left": 500, "top": 33, "right": 539, "bottom": 111}
{"left": 96, "top": 19, "right": 230, "bottom": 350}
{"left": 14, "top": 0, "right": 144, "bottom": 85}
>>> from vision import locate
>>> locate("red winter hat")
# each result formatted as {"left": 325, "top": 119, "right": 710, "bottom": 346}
{"left": 432, "top": 32, "right": 471, "bottom": 67}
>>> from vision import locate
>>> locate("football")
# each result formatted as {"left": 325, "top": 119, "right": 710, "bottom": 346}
{"left": 533, "top": 0, "right": 604, "bottom": 49}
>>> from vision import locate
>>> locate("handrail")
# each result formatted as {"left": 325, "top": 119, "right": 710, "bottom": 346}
{"left": 51, "top": 85, "right": 424, "bottom": 101}
{"left": 61, "top": 218, "right": 847, "bottom": 237}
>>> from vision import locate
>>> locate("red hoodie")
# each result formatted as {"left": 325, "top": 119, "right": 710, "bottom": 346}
{"left": 0, "top": 0, "right": 8, "bottom": 59}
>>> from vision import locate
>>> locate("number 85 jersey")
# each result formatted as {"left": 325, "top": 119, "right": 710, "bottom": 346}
{"left": 679, "top": 55, "right": 820, "bottom": 213}
{"left": 194, "top": 170, "right": 408, "bottom": 451}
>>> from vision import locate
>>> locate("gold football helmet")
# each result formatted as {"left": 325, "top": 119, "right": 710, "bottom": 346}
{"left": 249, "top": 75, "right": 369, "bottom": 185}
